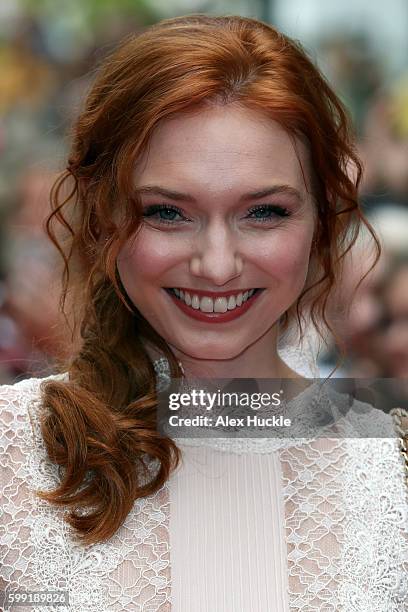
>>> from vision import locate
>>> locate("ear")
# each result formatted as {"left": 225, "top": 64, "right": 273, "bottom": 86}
{"left": 344, "top": 156, "right": 361, "bottom": 186}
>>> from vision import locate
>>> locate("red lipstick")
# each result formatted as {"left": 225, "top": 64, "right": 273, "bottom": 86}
{"left": 164, "top": 288, "right": 263, "bottom": 323}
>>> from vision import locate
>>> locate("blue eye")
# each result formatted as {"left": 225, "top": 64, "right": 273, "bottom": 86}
{"left": 142, "top": 202, "right": 290, "bottom": 226}
{"left": 142, "top": 204, "right": 186, "bottom": 224}
{"left": 247, "top": 205, "right": 290, "bottom": 221}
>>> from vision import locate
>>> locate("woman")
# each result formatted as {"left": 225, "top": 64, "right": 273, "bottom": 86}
{"left": 1, "top": 15, "right": 407, "bottom": 611}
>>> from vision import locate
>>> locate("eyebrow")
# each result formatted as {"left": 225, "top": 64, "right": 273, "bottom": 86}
{"left": 134, "top": 184, "right": 304, "bottom": 203}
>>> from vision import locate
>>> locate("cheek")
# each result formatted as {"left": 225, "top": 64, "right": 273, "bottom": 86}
{"left": 250, "top": 230, "right": 313, "bottom": 283}
{"left": 117, "top": 230, "right": 185, "bottom": 286}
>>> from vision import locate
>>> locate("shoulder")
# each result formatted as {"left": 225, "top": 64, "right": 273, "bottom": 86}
{"left": 320, "top": 383, "right": 403, "bottom": 438}
{"left": 315, "top": 387, "right": 407, "bottom": 486}
{"left": 0, "top": 372, "right": 68, "bottom": 414}
{"left": 0, "top": 373, "right": 68, "bottom": 452}
{"left": 0, "top": 371, "right": 68, "bottom": 398}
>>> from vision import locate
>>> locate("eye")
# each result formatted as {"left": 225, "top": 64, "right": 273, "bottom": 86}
{"left": 142, "top": 204, "right": 188, "bottom": 225}
{"left": 246, "top": 204, "right": 290, "bottom": 222}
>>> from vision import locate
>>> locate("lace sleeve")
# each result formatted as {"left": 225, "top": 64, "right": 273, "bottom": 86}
{"left": 1, "top": 376, "right": 173, "bottom": 612}
{"left": 279, "top": 401, "right": 408, "bottom": 612}
{"left": 0, "top": 378, "right": 43, "bottom": 608}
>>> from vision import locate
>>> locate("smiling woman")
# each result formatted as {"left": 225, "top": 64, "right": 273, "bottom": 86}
{"left": 116, "top": 108, "right": 316, "bottom": 369}
{"left": 1, "top": 13, "right": 407, "bottom": 612}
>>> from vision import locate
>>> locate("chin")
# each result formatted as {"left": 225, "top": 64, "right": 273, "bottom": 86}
{"left": 170, "top": 338, "right": 247, "bottom": 362}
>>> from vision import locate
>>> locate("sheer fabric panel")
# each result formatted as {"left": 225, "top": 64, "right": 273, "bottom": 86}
{"left": 169, "top": 444, "right": 290, "bottom": 611}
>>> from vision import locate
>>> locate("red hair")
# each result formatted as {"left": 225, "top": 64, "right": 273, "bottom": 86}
{"left": 38, "top": 14, "right": 380, "bottom": 545}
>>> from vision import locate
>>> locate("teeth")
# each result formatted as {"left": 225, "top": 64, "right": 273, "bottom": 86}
{"left": 227, "top": 295, "right": 236, "bottom": 309}
{"left": 170, "top": 289, "right": 258, "bottom": 313}
{"left": 200, "top": 296, "right": 214, "bottom": 312}
{"left": 214, "top": 297, "right": 228, "bottom": 313}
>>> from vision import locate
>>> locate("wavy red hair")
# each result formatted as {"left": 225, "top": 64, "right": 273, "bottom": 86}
{"left": 37, "top": 14, "right": 380, "bottom": 545}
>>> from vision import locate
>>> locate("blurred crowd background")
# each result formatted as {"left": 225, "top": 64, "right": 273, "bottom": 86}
{"left": 0, "top": 0, "right": 407, "bottom": 392}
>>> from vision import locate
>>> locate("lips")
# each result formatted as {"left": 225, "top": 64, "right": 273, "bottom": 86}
{"left": 169, "top": 288, "right": 257, "bottom": 312}
{"left": 164, "top": 287, "right": 264, "bottom": 323}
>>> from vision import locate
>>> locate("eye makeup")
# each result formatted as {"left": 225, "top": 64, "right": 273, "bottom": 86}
{"left": 142, "top": 202, "right": 292, "bottom": 227}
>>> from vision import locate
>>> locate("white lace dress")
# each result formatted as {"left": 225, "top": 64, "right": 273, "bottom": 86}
{"left": 1, "top": 358, "right": 407, "bottom": 611}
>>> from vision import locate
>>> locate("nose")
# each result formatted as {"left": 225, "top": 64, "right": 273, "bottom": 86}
{"left": 189, "top": 221, "right": 243, "bottom": 286}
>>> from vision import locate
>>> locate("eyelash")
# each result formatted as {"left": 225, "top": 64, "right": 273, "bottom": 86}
{"left": 142, "top": 203, "right": 291, "bottom": 225}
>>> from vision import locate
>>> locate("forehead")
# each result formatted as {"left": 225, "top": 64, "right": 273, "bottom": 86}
{"left": 134, "top": 104, "right": 313, "bottom": 196}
